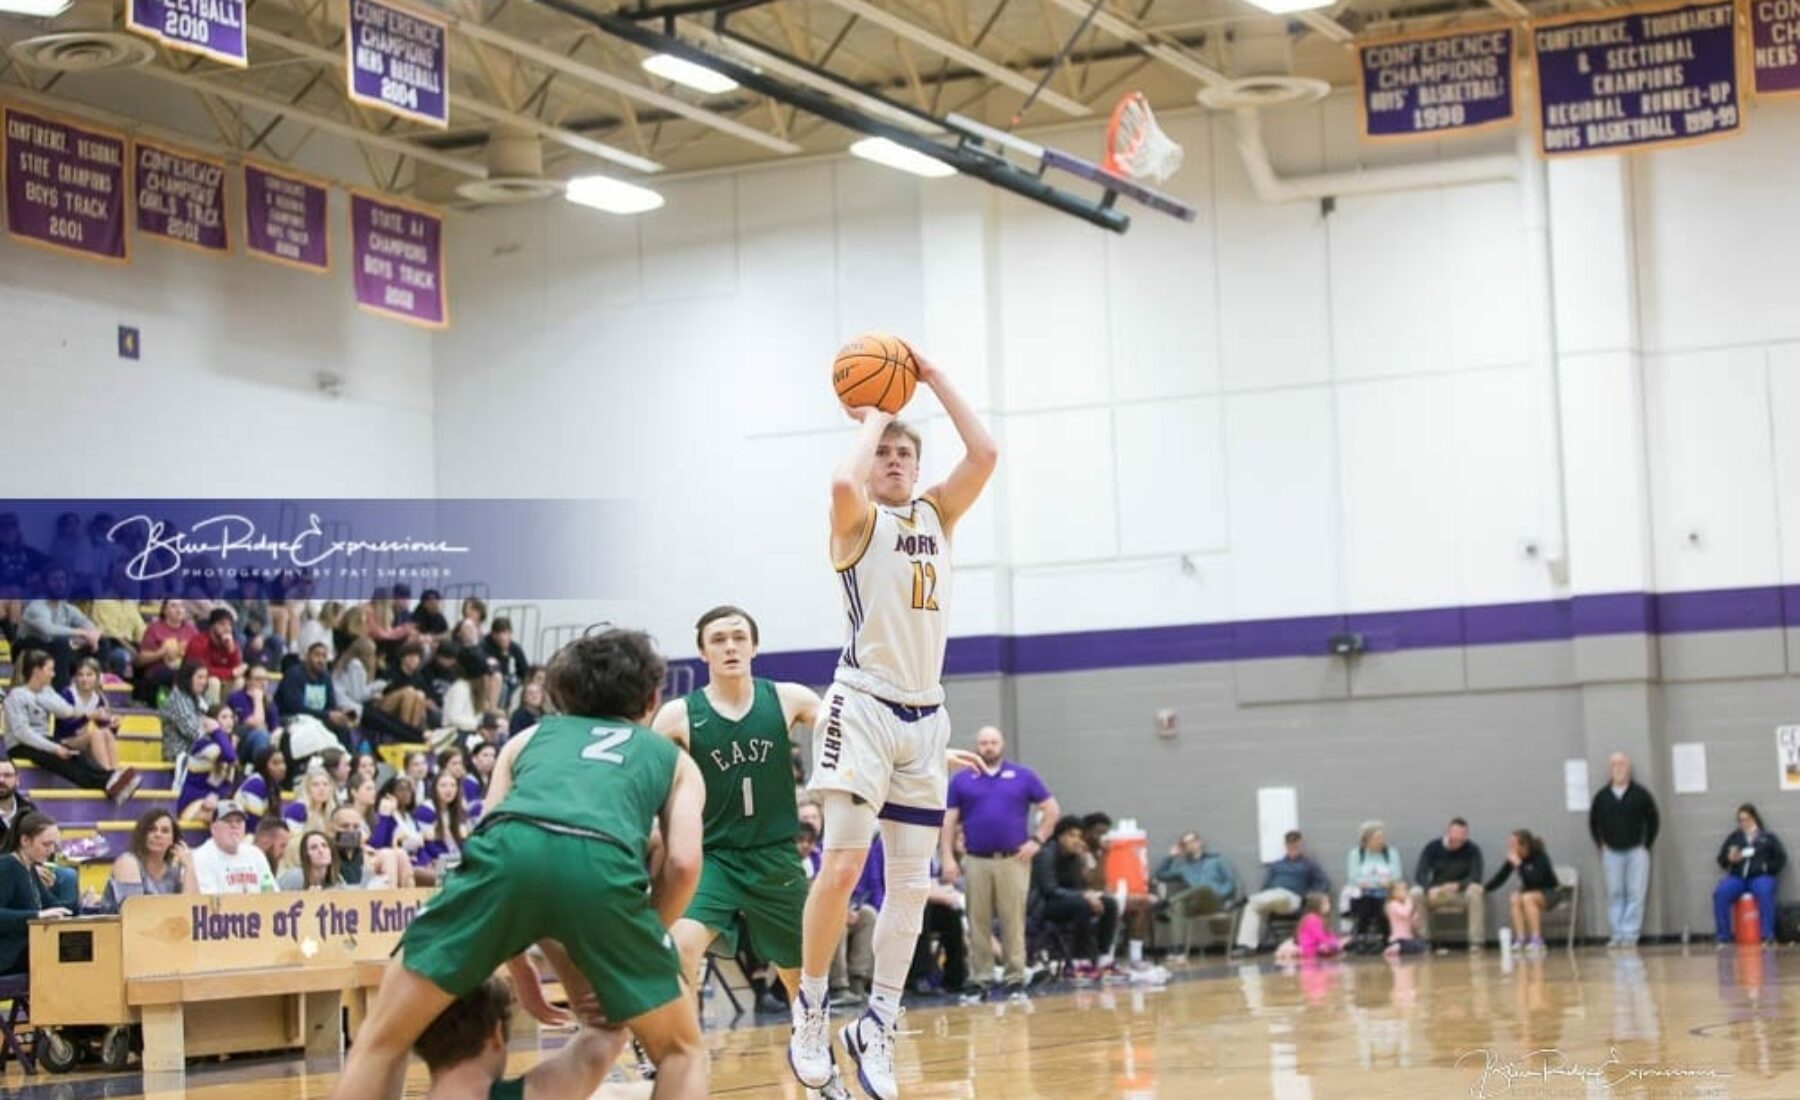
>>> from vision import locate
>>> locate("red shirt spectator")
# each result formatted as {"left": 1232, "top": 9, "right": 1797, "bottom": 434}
{"left": 139, "top": 602, "right": 198, "bottom": 661}
{"left": 185, "top": 609, "right": 244, "bottom": 684}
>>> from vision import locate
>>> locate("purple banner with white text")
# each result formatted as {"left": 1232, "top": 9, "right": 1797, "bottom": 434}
{"left": 1359, "top": 26, "right": 1516, "bottom": 139}
{"left": 1752, "top": 0, "right": 1800, "bottom": 95}
{"left": 243, "top": 162, "right": 329, "bottom": 273}
{"left": 0, "top": 500, "right": 639, "bottom": 601}
{"left": 1534, "top": 1, "right": 1741, "bottom": 156}
{"left": 127, "top": 0, "right": 247, "bottom": 66}
{"left": 3, "top": 106, "right": 127, "bottom": 264}
{"left": 347, "top": 0, "right": 449, "bottom": 127}
{"left": 134, "top": 140, "right": 228, "bottom": 255}
{"left": 351, "top": 191, "right": 446, "bottom": 327}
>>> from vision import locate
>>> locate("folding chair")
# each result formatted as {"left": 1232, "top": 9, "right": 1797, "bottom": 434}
{"left": 1540, "top": 866, "right": 1581, "bottom": 952}
{"left": 0, "top": 972, "right": 36, "bottom": 1074}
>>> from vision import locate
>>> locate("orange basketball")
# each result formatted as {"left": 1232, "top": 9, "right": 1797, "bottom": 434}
{"left": 832, "top": 333, "right": 918, "bottom": 414}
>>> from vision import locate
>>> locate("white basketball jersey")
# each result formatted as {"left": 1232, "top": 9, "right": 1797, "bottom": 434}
{"left": 834, "top": 497, "right": 950, "bottom": 707}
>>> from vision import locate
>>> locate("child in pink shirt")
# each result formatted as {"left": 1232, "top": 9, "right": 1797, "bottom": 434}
{"left": 1384, "top": 881, "right": 1427, "bottom": 957}
{"left": 1275, "top": 893, "right": 1343, "bottom": 962}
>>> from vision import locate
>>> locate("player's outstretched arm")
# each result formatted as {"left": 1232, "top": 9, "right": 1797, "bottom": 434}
{"left": 652, "top": 753, "right": 705, "bottom": 928}
{"left": 911, "top": 346, "right": 998, "bottom": 531}
{"left": 651, "top": 697, "right": 691, "bottom": 752}
{"left": 832, "top": 407, "right": 892, "bottom": 559}
{"left": 524, "top": 1025, "right": 629, "bottom": 1100}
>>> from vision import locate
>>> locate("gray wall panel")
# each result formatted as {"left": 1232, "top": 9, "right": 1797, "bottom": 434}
{"left": 1466, "top": 640, "right": 1577, "bottom": 692}
{"left": 1348, "top": 649, "right": 1468, "bottom": 698}
{"left": 1659, "top": 629, "right": 1787, "bottom": 682}
{"left": 1235, "top": 657, "right": 1351, "bottom": 705}
{"left": 994, "top": 635, "right": 1800, "bottom": 942}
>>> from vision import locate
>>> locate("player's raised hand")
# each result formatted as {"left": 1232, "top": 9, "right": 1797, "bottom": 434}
{"left": 901, "top": 339, "right": 941, "bottom": 387}
{"left": 944, "top": 749, "right": 984, "bottom": 774}
{"left": 507, "top": 955, "right": 575, "bottom": 1028}
{"left": 844, "top": 403, "right": 896, "bottom": 425}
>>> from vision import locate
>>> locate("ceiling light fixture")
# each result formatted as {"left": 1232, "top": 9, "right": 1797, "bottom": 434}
{"left": 848, "top": 136, "right": 956, "bottom": 179}
{"left": 0, "top": 0, "right": 74, "bottom": 16}
{"left": 641, "top": 52, "right": 738, "bottom": 94}
{"left": 565, "top": 175, "right": 665, "bottom": 215}
{"left": 1238, "top": 0, "right": 1333, "bottom": 13}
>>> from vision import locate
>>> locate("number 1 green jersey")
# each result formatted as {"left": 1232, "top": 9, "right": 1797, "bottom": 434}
{"left": 685, "top": 679, "right": 798, "bottom": 851}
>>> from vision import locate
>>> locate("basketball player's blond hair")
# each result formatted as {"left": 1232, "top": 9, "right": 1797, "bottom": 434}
{"left": 884, "top": 419, "right": 922, "bottom": 462}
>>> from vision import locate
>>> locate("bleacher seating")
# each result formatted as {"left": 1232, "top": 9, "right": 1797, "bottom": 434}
{"left": 8, "top": 680, "right": 275, "bottom": 889}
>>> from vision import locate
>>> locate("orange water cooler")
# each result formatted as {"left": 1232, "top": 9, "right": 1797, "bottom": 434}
{"left": 1737, "top": 894, "right": 1763, "bottom": 946}
{"left": 1104, "top": 820, "right": 1149, "bottom": 896}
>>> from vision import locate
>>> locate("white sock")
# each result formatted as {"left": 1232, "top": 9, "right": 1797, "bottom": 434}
{"left": 1128, "top": 940, "right": 1143, "bottom": 964}
{"left": 869, "top": 984, "right": 902, "bottom": 1026}
{"left": 1099, "top": 953, "right": 1115, "bottom": 969}
{"left": 800, "top": 973, "right": 828, "bottom": 1007}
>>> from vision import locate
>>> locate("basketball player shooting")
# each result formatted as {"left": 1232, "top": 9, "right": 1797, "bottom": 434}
{"left": 789, "top": 341, "right": 996, "bottom": 1100}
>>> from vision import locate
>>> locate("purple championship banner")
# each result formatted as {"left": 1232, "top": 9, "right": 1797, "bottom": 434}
{"left": 1358, "top": 26, "right": 1516, "bottom": 140}
{"left": 346, "top": 0, "right": 449, "bottom": 128}
{"left": 1533, "top": 1, "right": 1742, "bottom": 156}
{"left": 350, "top": 190, "right": 446, "bottom": 328}
{"left": 126, "top": 0, "right": 247, "bottom": 67}
{"left": 0, "top": 500, "right": 639, "bottom": 601}
{"left": 134, "top": 139, "right": 228, "bottom": 255}
{"left": 1752, "top": 0, "right": 1800, "bottom": 95}
{"left": 2, "top": 106, "right": 128, "bottom": 264}
{"left": 243, "top": 161, "right": 329, "bottom": 273}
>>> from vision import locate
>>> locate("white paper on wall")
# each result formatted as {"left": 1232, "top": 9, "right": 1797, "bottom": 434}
{"left": 1672, "top": 742, "right": 1708, "bottom": 794}
{"left": 1778, "top": 727, "right": 1800, "bottom": 792}
{"left": 1257, "top": 786, "right": 1299, "bottom": 864}
{"left": 1564, "top": 759, "right": 1590, "bottom": 813}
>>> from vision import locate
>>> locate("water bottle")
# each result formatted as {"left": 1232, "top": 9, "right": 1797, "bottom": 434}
{"left": 1681, "top": 925, "right": 1691, "bottom": 947}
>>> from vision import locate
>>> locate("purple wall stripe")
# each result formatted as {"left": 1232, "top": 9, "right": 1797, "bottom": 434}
{"left": 665, "top": 584, "right": 1796, "bottom": 685}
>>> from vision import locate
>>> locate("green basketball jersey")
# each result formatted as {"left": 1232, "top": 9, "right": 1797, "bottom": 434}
{"left": 487, "top": 714, "right": 677, "bottom": 863}
{"left": 685, "top": 679, "right": 799, "bottom": 851}
{"left": 489, "top": 1078, "right": 524, "bottom": 1100}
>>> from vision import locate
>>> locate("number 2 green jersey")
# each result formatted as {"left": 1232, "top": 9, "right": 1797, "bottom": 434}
{"left": 489, "top": 714, "right": 676, "bottom": 864}
{"left": 685, "top": 679, "right": 798, "bottom": 851}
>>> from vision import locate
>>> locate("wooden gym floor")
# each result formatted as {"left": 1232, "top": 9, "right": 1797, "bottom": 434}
{"left": 7, "top": 945, "right": 1798, "bottom": 1098}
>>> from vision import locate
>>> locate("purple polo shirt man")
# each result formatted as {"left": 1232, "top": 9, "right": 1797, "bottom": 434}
{"left": 940, "top": 725, "right": 1059, "bottom": 996}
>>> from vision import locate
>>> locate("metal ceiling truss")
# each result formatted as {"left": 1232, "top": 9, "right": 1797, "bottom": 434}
{"left": 536, "top": 0, "right": 1135, "bottom": 231}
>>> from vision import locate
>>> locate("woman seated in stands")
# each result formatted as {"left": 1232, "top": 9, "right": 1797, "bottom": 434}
{"left": 509, "top": 678, "right": 546, "bottom": 736}
{"left": 0, "top": 812, "right": 70, "bottom": 975}
{"left": 235, "top": 747, "right": 288, "bottom": 833}
{"left": 464, "top": 739, "right": 498, "bottom": 814}
{"left": 402, "top": 749, "right": 432, "bottom": 790}
{"left": 282, "top": 763, "right": 342, "bottom": 861}
{"left": 104, "top": 809, "right": 197, "bottom": 910}
{"left": 418, "top": 769, "right": 471, "bottom": 876}
{"left": 1714, "top": 802, "right": 1786, "bottom": 946}
{"left": 1344, "top": 821, "right": 1402, "bottom": 953}
{"left": 177, "top": 704, "right": 242, "bottom": 827}
{"left": 1484, "top": 828, "right": 1560, "bottom": 954}
{"left": 332, "top": 638, "right": 380, "bottom": 725}
{"left": 1273, "top": 893, "right": 1342, "bottom": 963}
{"left": 278, "top": 829, "right": 350, "bottom": 891}
{"left": 372, "top": 775, "right": 440, "bottom": 886}
{"left": 56, "top": 657, "right": 124, "bottom": 778}
{"left": 435, "top": 746, "right": 477, "bottom": 815}
{"left": 158, "top": 661, "right": 211, "bottom": 763}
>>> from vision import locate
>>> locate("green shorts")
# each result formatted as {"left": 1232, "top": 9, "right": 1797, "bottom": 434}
{"left": 400, "top": 819, "right": 682, "bottom": 1025}
{"left": 682, "top": 842, "right": 809, "bottom": 968}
